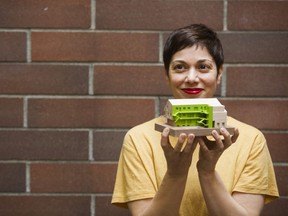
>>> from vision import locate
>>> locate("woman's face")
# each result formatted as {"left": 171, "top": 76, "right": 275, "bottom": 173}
{"left": 167, "top": 45, "right": 222, "bottom": 99}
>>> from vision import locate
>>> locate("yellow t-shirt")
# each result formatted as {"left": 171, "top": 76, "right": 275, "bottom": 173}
{"left": 112, "top": 116, "right": 279, "bottom": 215}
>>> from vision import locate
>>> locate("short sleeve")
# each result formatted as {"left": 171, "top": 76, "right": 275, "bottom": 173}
{"left": 111, "top": 132, "right": 157, "bottom": 207}
{"left": 233, "top": 132, "right": 279, "bottom": 203}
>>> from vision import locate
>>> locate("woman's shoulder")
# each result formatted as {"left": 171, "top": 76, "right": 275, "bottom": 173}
{"left": 123, "top": 116, "right": 165, "bottom": 144}
{"left": 128, "top": 116, "right": 166, "bottom": 134}
{"left": 122, "top": 116, "right": 165, "bottom": 152}
{"left": 227, "top": 116, "right": 262, "bottom": 134}
{"left": 227, "top": 116, "right": 266, "bottom": 146}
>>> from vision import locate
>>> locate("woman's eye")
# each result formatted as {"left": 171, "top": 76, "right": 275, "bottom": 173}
{"left": 174, "top": 64, "right": 185, "bottom": 71}
{"left": 199, "top": 64, "right": 206, "bottom": 70}
{"left": 199, "top": 64, "right": 210, "bottom": 72}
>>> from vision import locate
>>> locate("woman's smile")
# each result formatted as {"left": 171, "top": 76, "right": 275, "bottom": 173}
{"left": 182, "top": 88, "right": 204, "bottom": 95}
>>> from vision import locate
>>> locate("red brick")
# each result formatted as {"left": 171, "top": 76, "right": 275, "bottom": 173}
{"left": 96, "top": 0, "right": 223, "bottom": 30}
{"left": 31, "top": 32, "right": 159, "bottom": 62}
{"left": 95, "top": 196, "right": 130, "bottom": 216}
{"left": 0, "top": 98, "right": 23, "bottom": 127}
{"left": 159, "top": 97, "right": 171, "bottom": 116}
{"left": 0, "top": 163, "right": 26, "bottom": 192}
{"left": 226, "top": 67, "right": 288, "bottom": 97}
{"left": 0, "top": 64, "right": 89, "bottom": 95}
{"left": 221, "top": 99, "right": 288, "bottom": 130}
{"left": 219, "top": 33, "right": 288, "bottom": 63}
{"left": 0, "top": 130, "right": 88, "bottom": 160}
{"left": 274, "top": 166, "right": 288, "bottom": 196}
{"left": 0, "top": 0, "right": 90, "bottom": 29}
{"left": 228, "top": 1, "right": 288, "bottom": 31}
{"left": 94, "top": 65, "right": 170, "bottom": 96}
{"left": 28, "top": 98, "right": 155, "bottom": 128}
{"left": 0, "top": 32, "right": 26, "bottom": 62}
{"left": 264, "top": 132, "right": 288, "bottom": 163}
{"left": 262, "top": 198, "right": 288, "bottom": 216}
{"left": 31, "top": 163, "right": 117, "bottom": 193}
{"left": 0, "top": 196, "right": 90, "bottom": 216}
{"left": 93, "top": 130, "right": 127, "bottom": 161}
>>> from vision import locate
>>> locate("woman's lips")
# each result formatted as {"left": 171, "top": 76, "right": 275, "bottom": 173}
{"left": 182, "top": 88, "right": 203, "bottom": 95}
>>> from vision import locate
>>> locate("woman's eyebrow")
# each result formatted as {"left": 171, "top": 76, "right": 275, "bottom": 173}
{"left": 197, "top": 59, "right": 213, "bottom": 63}
{"left": 170, "top": 60, "right": 187, "bottom": 65}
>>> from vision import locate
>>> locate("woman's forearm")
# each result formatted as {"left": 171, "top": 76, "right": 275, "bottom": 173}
{"left": 129, "top": 130, "right": 197, "bottom": 216}
{"left": 198, "top": 169, "right": 249, "bottom": 216}
{"left": 138, "top": 172, "right": 188, "bottom": 216}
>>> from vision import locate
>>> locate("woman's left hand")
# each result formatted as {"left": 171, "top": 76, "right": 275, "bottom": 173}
{"left": 197, "top": 127, "right": 239, "bottom": 173}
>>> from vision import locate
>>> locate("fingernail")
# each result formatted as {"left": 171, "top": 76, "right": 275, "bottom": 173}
{"left": 179, "top": 133, "right": 187, "bottom": 140}
{"left": 163, "top": 128, "right": 170, "bottom": 135}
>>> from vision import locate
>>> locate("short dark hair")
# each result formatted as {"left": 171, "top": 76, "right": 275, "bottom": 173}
{"left": 163, "top": 24, "right": 224, "bottom": 75}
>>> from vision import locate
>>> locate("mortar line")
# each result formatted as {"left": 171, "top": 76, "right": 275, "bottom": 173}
{"left": 159, "top": 33, "right": 163, "bottom": 63}
{"left": 91, "top": 195, "right": 96, "bottom": 216}
{"left": 223, "top": 0, "right": 228, "bottom": 31}
{"left": 26, "top": 162, "right": 31, "bottom": 193}
{"left": 89, "top": 64, "right": 94, "bottom": 95}
{"left": 89, "top": 130, "right": 94, "bottom": 161}
{"left": 221, "top": 66, "right": 227, "bottom": 97}
{"left": 91, "top": 0, "right": 96, "bottom": 29}
{"left": 23, "top": 97, "right": 28, "bottom": 128}
{"left": 155, "top": 97, "right": 160, "bottom": 117}
{"left": 27, "top": 30, "right": 32, "bottom": 63}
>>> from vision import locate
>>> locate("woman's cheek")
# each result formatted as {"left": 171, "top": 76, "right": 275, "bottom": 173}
{"left": 170, "top": 73, "right": 186, "bottom": 85}
{"left": 199, "top": 73, "right": 217, "bottom": 86}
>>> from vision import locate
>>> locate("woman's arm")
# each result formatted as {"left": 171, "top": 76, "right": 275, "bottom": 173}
{"left": 197, "top": 128, "right": 264, "bottom": 216}
{"left": 128, "top": 128, "right": 198, "bottom": 216}
{"left": 198, "top": 169, "right": 264, "bottom": 216}
{"left": 128, "top": 173, "right": 188, "bottom": 216}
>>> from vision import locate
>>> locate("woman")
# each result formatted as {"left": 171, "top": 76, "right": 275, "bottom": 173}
{"left": 112, "top": 24, "right": 279, "bottom": 216}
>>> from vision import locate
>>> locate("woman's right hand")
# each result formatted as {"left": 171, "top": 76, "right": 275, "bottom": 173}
{"left": 161, "top": 128, "right": 198, "bottom": 178}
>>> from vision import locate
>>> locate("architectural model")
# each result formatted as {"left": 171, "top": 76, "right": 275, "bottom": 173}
{"left": 155, "top": 98, "right": 234, "bottom": 136}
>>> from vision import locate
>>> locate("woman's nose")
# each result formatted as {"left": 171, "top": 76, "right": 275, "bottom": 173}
{"left": 185, "top": 68, "right": 199, "bottom": 83}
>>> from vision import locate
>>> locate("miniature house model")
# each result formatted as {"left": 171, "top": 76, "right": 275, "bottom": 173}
{"left": 164, "top": 98, "right": 227, "bottom": 128}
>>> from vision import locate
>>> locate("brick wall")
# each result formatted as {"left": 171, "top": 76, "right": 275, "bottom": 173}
{"left": 0, "top": 0, "right": 287, "bottom": 215}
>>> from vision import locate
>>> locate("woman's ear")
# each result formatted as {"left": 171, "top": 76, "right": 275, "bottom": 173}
{"left": 217, "top": 65, "right": 223, "bottom": 85}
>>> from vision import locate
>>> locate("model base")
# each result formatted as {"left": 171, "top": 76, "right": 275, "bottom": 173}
{"left": 155, "top": 123, "right": 235, "bottom": 137}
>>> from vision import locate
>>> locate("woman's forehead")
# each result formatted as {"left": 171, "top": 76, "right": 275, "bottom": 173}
{"left": 171, "top": 46, "right": 214, "bottom": 63}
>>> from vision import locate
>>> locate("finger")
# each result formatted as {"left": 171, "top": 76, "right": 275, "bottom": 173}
{"left": 201, "top": 136, "right": 215, "bottom": 150}
{"left": 212, "top": 130, "right": 225, "bottom": 150}
{"left": 198, "top": 137, "right": 209, "bottom": 152}
{"left": 231, "top": 128, "right": 239, "bottom": 143}
{"left": 161, "top": 128, "right": 173, "bottom": 152}
{"left": 174, "top": 133, "right": 187, "bottom": 152}
{"left": 220, "top": 128, "right": 233, "bottom": 148}
{"left": 183, "top": 133, "right": 196, "bottom": 153}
